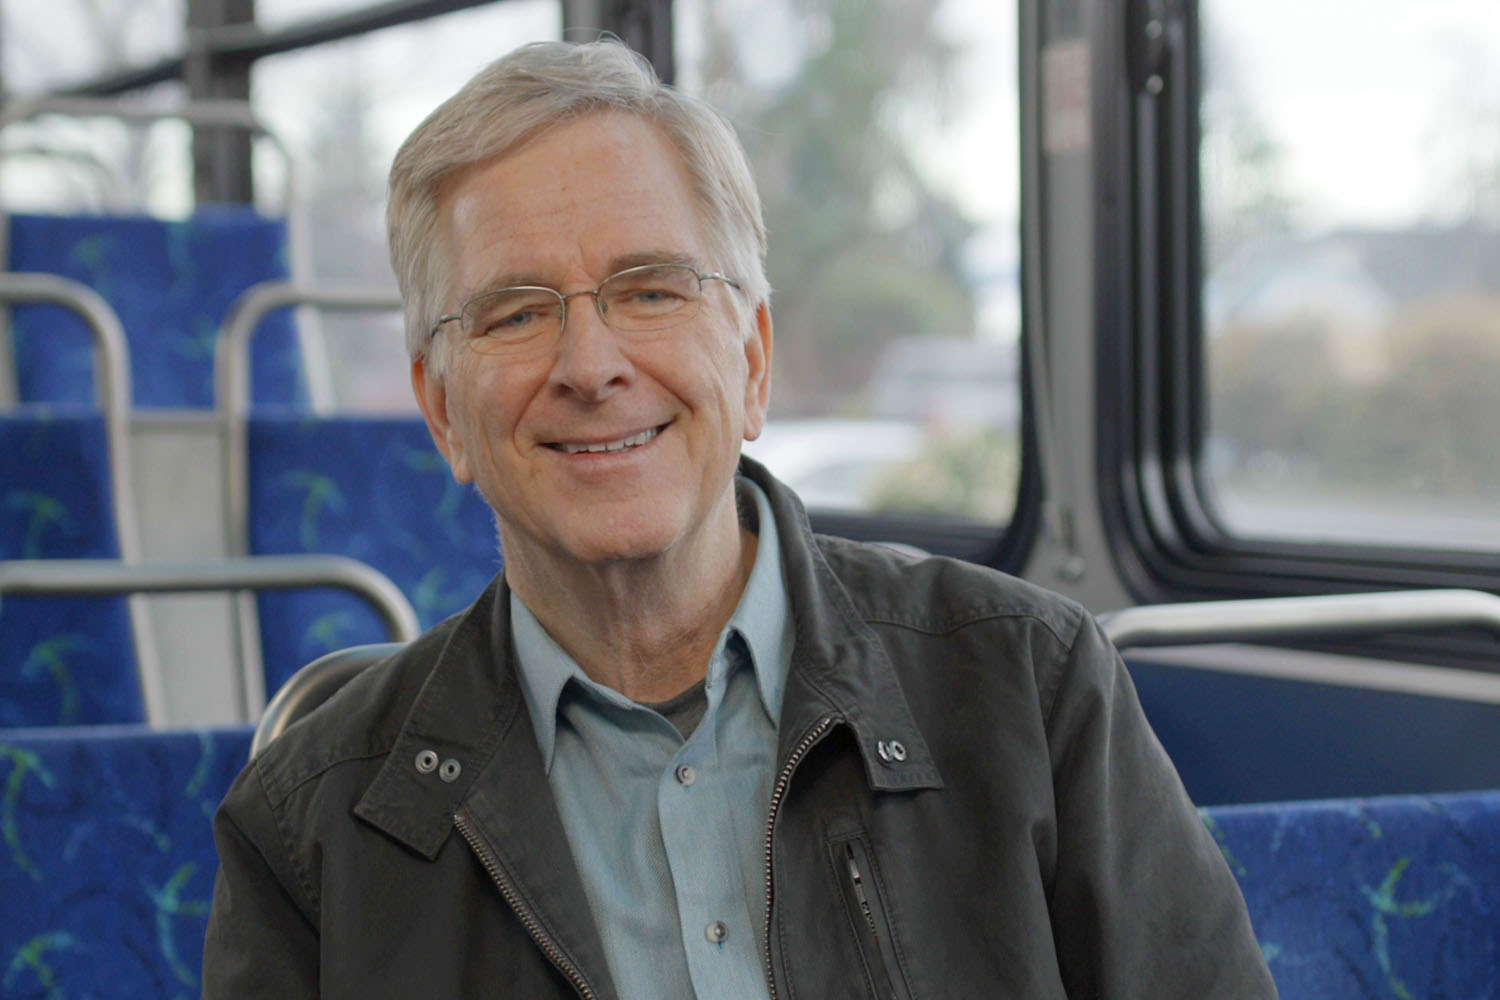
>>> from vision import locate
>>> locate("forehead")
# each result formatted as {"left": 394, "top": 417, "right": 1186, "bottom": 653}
{"left": 438, "top": 112, "right": 708, "bottom": 293}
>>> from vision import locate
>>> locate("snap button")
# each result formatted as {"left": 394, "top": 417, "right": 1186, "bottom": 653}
{"left": 415, "top": 749, "right": 439, "bottom": 773}
{"left": 888, "top": 739, "right": 908, "bottom": 762}
{"left": 439, "top": 758, "right": 463, "bottom": 783}
{"left": 675, "top": 764, "right": 697, "bottom": 787}
{"left": 876, "top": 739, "right": 908, "bottom": 764}
{"left": 705, "top": 920, "right": 728, "bottom": 944}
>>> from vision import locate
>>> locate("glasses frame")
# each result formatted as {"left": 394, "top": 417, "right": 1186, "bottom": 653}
{"left": 427, "top": 262, "right": 742, "bottom": 346}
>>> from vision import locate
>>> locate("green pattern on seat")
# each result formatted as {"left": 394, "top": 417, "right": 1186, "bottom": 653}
{"left": 1204, "top": 791, "right": 1500, "bottom": 999}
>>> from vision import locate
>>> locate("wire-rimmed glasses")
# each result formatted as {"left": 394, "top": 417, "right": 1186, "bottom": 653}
{"left": 429, "top": 262, "right": 741, "bottom": 357}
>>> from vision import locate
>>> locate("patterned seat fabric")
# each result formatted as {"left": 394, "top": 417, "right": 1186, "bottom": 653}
{"left": 1205, "top": 790, "right": 1500, "bottom": 1000}
{"left": 247, "top": 414, "right": 500, "bottom": 694}
{"left": 0, "top": 724, "right": 252, "bottom": 1000}
{"left": 8, "top": 209, "right": 305, "bottom": 409}
{"left": 0, "top": 410, "right": 143, "bottom": 726}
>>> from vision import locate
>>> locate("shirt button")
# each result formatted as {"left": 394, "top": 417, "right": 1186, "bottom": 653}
{"left": 705, "top": 920, "right": 728, "bottom": 944}
{"left": 675, "top": 764, "right": 697, "bottom": 787}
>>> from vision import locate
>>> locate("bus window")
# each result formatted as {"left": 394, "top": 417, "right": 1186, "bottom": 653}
{"left": 250, "top": 0, "right": 562, "bottom": 411}
{"left": 1200, "top": 0, "right": 1500, "bottom": 553}
{"left": 676, "top": 0, "right": 1023, "bottom": 524}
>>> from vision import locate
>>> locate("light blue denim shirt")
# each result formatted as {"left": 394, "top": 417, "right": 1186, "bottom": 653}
{"left": 510, "top": 477, "right": 792, "bottom": 1000}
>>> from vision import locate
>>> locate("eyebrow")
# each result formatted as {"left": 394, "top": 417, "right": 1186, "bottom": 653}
{"left": 606, "top": 250, "right": 699, "bottom": 273}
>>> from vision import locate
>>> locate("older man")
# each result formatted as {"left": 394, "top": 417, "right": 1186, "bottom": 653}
{"left": 203, "top": 39, "right": 1275, "bottom": 999}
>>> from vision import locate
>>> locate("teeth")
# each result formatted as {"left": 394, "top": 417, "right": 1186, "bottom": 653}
{"left": 558, "top": 426, "right": 659, "bottom": 455}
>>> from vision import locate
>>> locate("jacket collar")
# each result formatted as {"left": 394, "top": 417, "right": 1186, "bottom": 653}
{"left": 353, "top": 580, "right": 533, "bottom": 859}
{"left": 741, "top": 456, "right": 942, "bottom": 794}
{"left": 354, "top": 456, "right": 943, "bottom": 860}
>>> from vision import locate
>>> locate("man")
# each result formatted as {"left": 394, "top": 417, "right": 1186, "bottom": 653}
{"left": 204, "top": 39, "right": 1276, "bottom": 998}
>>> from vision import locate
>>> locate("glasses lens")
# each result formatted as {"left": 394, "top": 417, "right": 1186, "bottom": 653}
{"left": 461, "top": 287, "right": 563, "bottom": 351}
{"left": 600, "top": 265, "right": 701, "bottom": 332}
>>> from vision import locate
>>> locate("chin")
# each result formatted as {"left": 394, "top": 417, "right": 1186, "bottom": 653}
{"left": 550, "top": 511, "right": 687, "bottom": 567}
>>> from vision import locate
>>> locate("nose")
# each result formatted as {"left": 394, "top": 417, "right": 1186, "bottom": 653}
{"left": 548, "top": 288, "right": 633, "bottom": 401}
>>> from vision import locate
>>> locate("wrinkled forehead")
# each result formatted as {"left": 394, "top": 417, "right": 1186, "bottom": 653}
{"left": 434, "top": 112, "right": 713, "bottom": 300}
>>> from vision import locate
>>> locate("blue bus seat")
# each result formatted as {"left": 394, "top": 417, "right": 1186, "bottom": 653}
{"left": 1203, "top": 789, "right": 1500, "bottom": 1000}
{"left": 7, "top": 209, "right": 305, "bottom": 409}
{"left": 0, "top": 410, "right": 143, "bottom": 726}
{"left": 245, "top": 414, "right": 498, "bottom": 694}
{"left": 1127, "top": 653, "right": 1500, "bottom": 805}
{"left": 0, "top": 724, "right": 252, "bottom": 999}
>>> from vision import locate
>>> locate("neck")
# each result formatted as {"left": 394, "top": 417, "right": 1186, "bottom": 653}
{"left": 504, "top": 492, "right": 757, "bottom": 702}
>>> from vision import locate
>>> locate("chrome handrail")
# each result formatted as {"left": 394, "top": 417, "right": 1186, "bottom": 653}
{"left": 216, "top": 282, "right": 405, "bottom": 554}
{"left": 212, "top": 281, "right": 403, "bottom": 715}
{"left": 251, "top": 642, "right": 402, "bottom": 759}
{"left": 0, "top": 96, "right": 297, "bottom": 211}
{"left": 0, "top": 554, "right": 420, "bottom": 645}
{"left": 1099, "top": 589, "right": 1500, "bottom": 651}
{"left": 0, "top": 272, "right": 171, "bottom": 723}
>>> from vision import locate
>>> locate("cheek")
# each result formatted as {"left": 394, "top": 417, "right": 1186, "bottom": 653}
{"left": 444, "top": 368, "right": 521, "bottom": 472}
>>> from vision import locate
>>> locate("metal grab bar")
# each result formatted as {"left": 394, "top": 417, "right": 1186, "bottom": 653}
{"left": 0, "top": 554, "right": 421, "bottom": 646}
{"left": 251, "top": 642, "right": 401, "bottom": 759}
{"left": 1099, "top": 589, "right": 1500, "bottom": 651}
{"left": 0, "top": 96, "right": 298, "bottom": 211}
{"left": 0, "top": 273, "right": 133, "bottom": 493}
{"left": 214, "top": 280, "right": 402, "bottom": 433}
{"left": 0, "top": 272, "right": 173, "bottom": 722}
{"left": 212, "top": 281, "right": 404, "bottom": 715}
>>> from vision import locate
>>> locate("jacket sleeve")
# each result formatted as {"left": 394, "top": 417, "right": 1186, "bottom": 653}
{"left": 201, "top": 763, "right": 321, "bottom": 998}
{"left": 1041, "top": 611, "right": 1278, "bottom": 998}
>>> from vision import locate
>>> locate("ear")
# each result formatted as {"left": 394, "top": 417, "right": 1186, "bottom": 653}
{"left": 742, "top": 302, "right": 774, "bottom": 442}
{"left": 411, "top": 355, "right": 473, "bottom": 484}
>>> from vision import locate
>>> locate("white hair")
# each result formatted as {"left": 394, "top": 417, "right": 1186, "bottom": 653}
{"left": 387, "top": 39, "right": 769, "bottom": 374}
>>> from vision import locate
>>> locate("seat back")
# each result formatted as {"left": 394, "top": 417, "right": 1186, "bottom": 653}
{"left": 0, "top": 411, "right": 143, "bottom": 725}
{"left": 1205, "top": 789, "right": 1500, "bottom": 1000}
{"left": 1129, "top": 652, "right": 1500, "bottom": 804}
{"left": 8, "top": 209, "right": 305, "bottom": 409}
{"left": 246, "top": 414, "right": 497, "bottom": 693}
{"left": 0, "top": 724, "right": 253, "bottom": 998}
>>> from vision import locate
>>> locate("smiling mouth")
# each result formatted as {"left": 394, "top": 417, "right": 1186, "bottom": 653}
{"left": 550, "top": 425, "right": 663, "bottom": 455}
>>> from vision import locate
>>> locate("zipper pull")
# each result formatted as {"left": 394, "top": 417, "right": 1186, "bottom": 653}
{"left": 845, "top": 844, "right": 876, "bottom": 928}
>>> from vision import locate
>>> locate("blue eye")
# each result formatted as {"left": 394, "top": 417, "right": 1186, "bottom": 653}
{"left": 494, "top": 308, "right": 541, "bottom": 330}
{"left": 465, "top": 291, "right": 561, "bottom": 338}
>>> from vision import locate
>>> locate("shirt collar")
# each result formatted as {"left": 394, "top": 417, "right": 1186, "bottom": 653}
{"left": 511, "top": 476, "right": 793, "bottom": 771}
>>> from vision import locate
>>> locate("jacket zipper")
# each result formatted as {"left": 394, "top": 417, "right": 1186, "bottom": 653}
{"left": 455, "top": 810, "right": 599, "bottom": 1000}
{"left": 762, "top": 714, "right": 837, "bottom": 1000}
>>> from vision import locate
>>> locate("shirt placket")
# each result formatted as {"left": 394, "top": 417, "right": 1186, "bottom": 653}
{"left": 657, "top": 642, "right": 772, "bottom": 1000}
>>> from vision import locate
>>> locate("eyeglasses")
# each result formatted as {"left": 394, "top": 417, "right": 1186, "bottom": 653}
{"left": 429, "top": 262, "right": 742, "bottom": 356}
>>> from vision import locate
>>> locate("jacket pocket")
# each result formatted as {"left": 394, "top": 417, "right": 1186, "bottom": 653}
{"left": 830, "top": 835, "right": 915, "bottom": 1000}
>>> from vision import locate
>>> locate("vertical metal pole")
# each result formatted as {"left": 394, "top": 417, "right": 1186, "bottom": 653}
{"left": 186, "top": 0, "right": 256, "bottom": 205}
{"left": 607, "top": 0, "right": 674, "bottom": 84}
{"left": 561, "top": 0, "right": 603, "bottom": 36}
{"left": 563, "top": 0, "right": 674, "bottom": 85}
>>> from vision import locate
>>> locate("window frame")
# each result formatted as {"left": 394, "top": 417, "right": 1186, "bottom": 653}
{"left": 1095, "top": 0, "right": 1500, "bottom": 610}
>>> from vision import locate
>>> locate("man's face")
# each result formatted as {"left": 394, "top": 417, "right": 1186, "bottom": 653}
{"left": 413, "top": 112, "right": 772, "bottom": 576}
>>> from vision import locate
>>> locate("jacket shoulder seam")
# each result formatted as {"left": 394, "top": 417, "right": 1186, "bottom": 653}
{"left": 1040, "top": 611, "right": 1092, "bottom": 728}
{"left": 862, "top": 604, "right": 1077, "bottom": 645}
{"left": 254, "top": 757, "right": 323, "bottom": 915}
{"left": 258, "top": 739, "right": 395, "bottom": 807}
